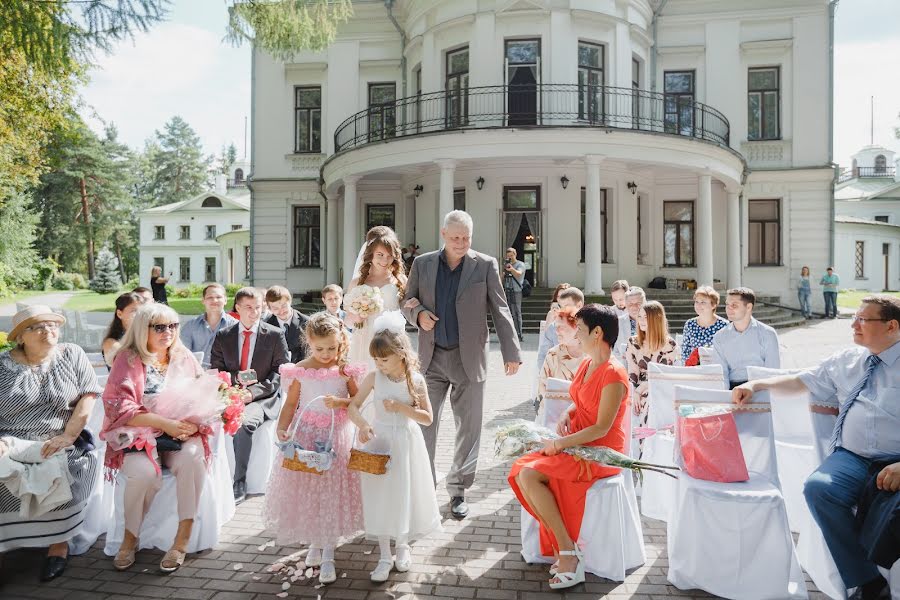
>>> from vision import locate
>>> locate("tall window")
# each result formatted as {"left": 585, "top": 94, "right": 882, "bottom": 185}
{"left": 294, "top": 86, "right": 322, "bottom": 153}
{"left": 580, "top": 188, "right": 608, "bottom": 263}
{"left": 204, "top": 257, "right": 216, "bottom": 282}
{"left": 636, "top": 194, "right": 644, "bottom": 258}
{"left": 368, "top": 83, "right": 396, "bottom": 141}
{"left": 663, "top": 200, "right": 694, "bottom": 267}
{"left": 446, "top": 47, "right": 469, "bottom": 127}
{"left": 366, "top": 204, "right": 395, "bottom": 230}
{"left": 154, "top": 225, "right": 165, "bottom": 240}
{"left": 414, "top": 66, "right": 422, "bottom": 133}
{"left": 578, "top": 42, "right": 604, "bottom": 122}
{"left": 632, "top": 57, "right": 641, "bottom": 127}
{"left": 179, "top": 225, "right": 190, "bottom": 240}
{"left": 234, "top": 168, "right": 244, "bottom": 183}
{"left": 244, "top": 246, "right": 251, "bottom": 279}
{"left": 664, "top": 71, "right": 694, "bottom": 136}
{"left": 205, "top": 225, "right": 216, "bottom": 240}
{"left": 855, "top": 241, "right": 865, "bottom": 278}
{"left": 179, "top": 257, "right": 190, "bottom": 282}
{"left": 748, "top": 67, "right": 780, "bottom": 140}
{"left": 506, "top": 39, "right": 540, "bottom": 126}
{"left": 748, "top": 199, "right": 781, "bottom": 265}
{"left": 293, "top": 206, "right": 321, "bottom": 268}
{"left": 875, "top": 154, "right": 887, "bottom": 173}
{"left": 453, "top": 188, "right": 466, "bottom": 212}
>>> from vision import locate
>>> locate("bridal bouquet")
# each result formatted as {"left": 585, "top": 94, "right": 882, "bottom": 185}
{"left": 494, "top": 419, "right": 679, "bottom": 482}
{"left": 343, "top": 285, "right": 384, "bottom": 329}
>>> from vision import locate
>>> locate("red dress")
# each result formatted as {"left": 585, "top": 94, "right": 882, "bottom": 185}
{"left": 508, "top": 357, "right": 630, "bottom": 556}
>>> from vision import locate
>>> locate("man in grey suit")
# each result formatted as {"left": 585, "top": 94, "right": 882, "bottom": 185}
{"left": 402, "top": 210, "right": 522, "bottom": 519}
{"left": 210, "top": 287, "right": 290, "bottom": 503}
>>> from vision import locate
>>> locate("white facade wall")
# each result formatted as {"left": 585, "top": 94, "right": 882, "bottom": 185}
{"left": 834, "top": 223, "right": 900, "bottom": 292}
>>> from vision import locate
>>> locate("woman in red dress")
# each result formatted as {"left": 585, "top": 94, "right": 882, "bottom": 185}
{"left": 509, "top": 304, "right": 630, "bottom": 590}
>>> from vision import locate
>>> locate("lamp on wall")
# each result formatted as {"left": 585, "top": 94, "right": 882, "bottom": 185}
{"left": 476, "top": 176, "right": 485, "bottom": 190}
{"left": 627, "top": 181, "right": 638, "bottom": 196}
{"left": 560, "top": 175, "right": 570, "bottom": 190}
{"left": 413, "top": 184, "right": 423, "bottom": 198}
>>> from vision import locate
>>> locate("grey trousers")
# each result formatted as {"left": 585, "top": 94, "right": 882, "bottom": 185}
{"left": 505, "top": 289, "right": 523, "bottom": 338}
{"left": 233, "top": 401, "right": 266, "bottom": 484}
{"left": 421, "top": 346, "right": 485, "bottom": 497}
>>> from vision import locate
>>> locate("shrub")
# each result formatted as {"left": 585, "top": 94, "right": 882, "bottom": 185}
{"left": 0, "top": 331, "right": 14, "bottom": 353}
{"left": 52, "top": 273, "right": 75, "bottom": 290}
{"left": 225, "top": 283, "right": 242, "bottom": 296}
{"left": 70, "top": 273, "right": 87, "bottom": 289}
{"left": 123, "top": 276, "right": 139, "bottom": 290}
{"left": 174, "top": 287, "right": 192, "bottom": 298}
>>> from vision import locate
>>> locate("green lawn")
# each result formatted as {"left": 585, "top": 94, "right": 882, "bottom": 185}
{"left": 64, "top": 290, "right": 233, "bottom": 315}
{"left": 838, "top": 289, "right": 900, "bottom": 309}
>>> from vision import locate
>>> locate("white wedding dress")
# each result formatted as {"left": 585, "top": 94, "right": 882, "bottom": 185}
{"left": 347, "top": 282, "right": 400, "bottom": 369}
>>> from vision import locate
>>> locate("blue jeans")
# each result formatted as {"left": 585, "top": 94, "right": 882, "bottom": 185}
{"left": 798, "top": 290, "right": 812, "bottom": 317}
{"left": 823, "top": 291, "right": 838, "bottom": 318}
{"left": 803, "top": 448, "right": 882, "bottom": 588}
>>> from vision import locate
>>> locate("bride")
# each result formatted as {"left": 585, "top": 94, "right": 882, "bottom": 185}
{"left": 345, "top": 226, "right": 407, "bottom": 368}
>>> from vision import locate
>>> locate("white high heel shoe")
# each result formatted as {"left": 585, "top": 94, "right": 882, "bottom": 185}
{"left": 548, "top": 548, "right": 584, "bottom": 590}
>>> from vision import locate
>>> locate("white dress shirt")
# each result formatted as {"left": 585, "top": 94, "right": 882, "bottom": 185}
{"left": 711, "top": 317, "right": 780, "bottom": 384}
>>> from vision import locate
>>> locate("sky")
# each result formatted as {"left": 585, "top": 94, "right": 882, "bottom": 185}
{"left": 80, "top": 0, "right": 900, "bottom": 166}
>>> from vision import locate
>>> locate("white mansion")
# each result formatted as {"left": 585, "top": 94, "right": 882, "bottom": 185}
{"left": 249, "top": 0, "right": 834, "bottom": 307}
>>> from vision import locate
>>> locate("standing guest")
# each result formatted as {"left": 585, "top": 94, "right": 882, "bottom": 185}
{"left": 210, "top": 287, "right": 290, "bottom": 503}
{"left": 712, "top": 287, "right": 780, "bottom": 389}
{"left": 680, "top": 286, "right": 728, "bottom": 364}
{"left": 626, "top": 301, "right": 677, "bottom": 439}
{"left": 0, "top": 306, "right": 101, "bottom": 581}
{"left": 180, "top": 284, "right": 237, "bottom": 368}
{"left": 322, "top": 284, "right": 346, "bottom": 320}
{"left": 265, "top": 285, "right": 309, "bottom": 364}
{"left": 509, "top": 305, "right": 630, "bottom": 590}
{"left": 798, "top": 266, "right": 813, "bottom": 319}
{"left": 502, "top": 248, "right": 527, "bottom": 342}
{"left": 609, "top": 280, "right": 630, "bottom": 316}
{"left": 149, "top": 266, "right": 170, "bottom": 304}
{"left": 821, "top": 267, "right": 840, "bottom": 319}
{"left": 100, "top": 304, "right": 211, "bottom": 574}
{"left": 535, "top": 287, "right": 585, "bottom": 396}
{"left": 733, "top": 295, "right": 900, "bottom": 600}
{"left": 402, "top": 210, "right": 521, "bottom": 520}
{"left": 103, "top": 292, "right": 148, "bottom": 367}
{"left": 132, "top": 287, "right": 153, "bottom": 304}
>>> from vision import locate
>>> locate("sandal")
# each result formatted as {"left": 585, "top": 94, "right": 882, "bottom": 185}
{"left": 370, "top": 558, "right": 393, "bottom": 582}
{"left": 394, "top": 545, "right": 412, "bottom": 573}
{"left": 549, "top": 560, "right": 559, "bottom": 576}
{"left": 160, "top": 549, "right": 186, "bottom": 573}
{"left": 548, "top": 549, "right": 584, "bottom": 590}
{"left": 319, "top": 559, "right": 337, "bottom": 584}
{"left": 305, "top": 547, "right": 322, "bottom": 568}
{"left": 113, "top": 547, "right": 136, "bottom": 571}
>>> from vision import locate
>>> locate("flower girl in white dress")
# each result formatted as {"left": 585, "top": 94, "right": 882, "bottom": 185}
{"left": 334, "top": 311, "right": 442, "bottom": 582}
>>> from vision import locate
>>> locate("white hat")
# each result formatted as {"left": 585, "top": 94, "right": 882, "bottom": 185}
{"left": 8, "top": 305, "right": 66, "bottom": 343}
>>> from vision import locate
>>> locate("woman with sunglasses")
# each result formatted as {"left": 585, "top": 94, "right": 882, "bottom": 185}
{"left": 100, "top": 303, "right": 210, "bottom": 574}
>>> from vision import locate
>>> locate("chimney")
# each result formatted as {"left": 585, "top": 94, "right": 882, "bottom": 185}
{"left": 215, "top": 173, "right": 227, "bottom": 195}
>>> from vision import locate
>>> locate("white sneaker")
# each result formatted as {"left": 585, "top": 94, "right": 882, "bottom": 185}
{"left": 370, "top": 558, "right": 393, "bottom": 582}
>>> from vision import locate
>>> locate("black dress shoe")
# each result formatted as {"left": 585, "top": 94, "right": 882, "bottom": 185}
{"left": 233, "top": 480, "right": 247, "bottom": 504}
{"left": 40, "top": 556, "right": 67, "bottom": 581}
{"left": 848, "top": 575, "right": 889, "bottom": 600}
{"left": 450, "top": 496, "right": 469, "bottom": 520}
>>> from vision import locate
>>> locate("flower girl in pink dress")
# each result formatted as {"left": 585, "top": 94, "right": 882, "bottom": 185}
{"left": 263, "top": 312, "right": 366, "bottom": 585}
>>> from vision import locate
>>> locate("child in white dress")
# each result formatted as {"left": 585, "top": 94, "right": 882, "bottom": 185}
{"left": 334, "top": 311, "right": 442, "bottom": 582}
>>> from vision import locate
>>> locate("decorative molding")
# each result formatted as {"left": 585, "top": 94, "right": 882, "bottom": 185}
{"left": 741, "top": 140, "right": 792, "bottom": 169}
{"left": 284, "top": 62, "right": 328, "bottom": 76}
{"left": 741, "top": 38, "right": 793, "bottom": 52}
{"left": 497, "top": 0, "right": 548, "bottom": 14}
{"left": 359, "top": 59, "right": 402, "bottom": 70}
{"left": 285, "top": 154, "right": 325, "bottom": 174}
{"left": 630, "top": 24, "right": 653, "bottom": 48}
{"left": 657, "top": 45, "right": 706, "bottom": 55}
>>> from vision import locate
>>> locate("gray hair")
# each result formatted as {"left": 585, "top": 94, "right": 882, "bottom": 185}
{"left": 443, "top": 210, "right": 473, "bottom": 234}
{"left": 625, "top": 286, "right": 646, "bottom": 303}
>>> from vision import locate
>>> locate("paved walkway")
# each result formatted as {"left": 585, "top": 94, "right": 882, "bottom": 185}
{"left": 0, "top": 319, "right": 855, "bottom": 600}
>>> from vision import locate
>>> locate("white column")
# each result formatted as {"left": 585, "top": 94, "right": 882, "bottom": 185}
{"left": 696, "top": 173, "right": 714, "bottom": 286}
{"left": 726, "top": 185, "right": 742, "bottom": 289}
{"left": 342, "top": 175, "right": 361, "bottom": 287}
{"left": 326, "top": 194, "right": 339, "bottom": 284}
{"left": 436, "top": 159, "right": 457, "bottom": 223}
{"left": 584, "top": 155, "right": 605, "bottom": 295}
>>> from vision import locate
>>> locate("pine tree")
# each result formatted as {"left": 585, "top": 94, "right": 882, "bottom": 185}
{"left": 90, "top": 248, "right": 121, "bottom": 293}
{"left": 218, "top": 143, "right": 238, "bottom": 175}
{"left": 147, "top": 116, "right": 211, "bottom": 205}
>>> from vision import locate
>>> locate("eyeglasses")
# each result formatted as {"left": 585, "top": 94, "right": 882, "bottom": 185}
{"left": 852, "top": 315, "right": 889, "bottom": 325}
{"left": 149, "top": 323, "right": 179, "bottom": 333}
{"left": 24, "top": 322, "right": 60, "bottom": 333}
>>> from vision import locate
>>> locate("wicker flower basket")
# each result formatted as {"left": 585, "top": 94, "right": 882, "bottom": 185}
{"left": 282, "top": 454, "right": 328, "bottom": 475}
{"left": 278, "top": 395, "right": 335, "bottom": 476}
{"left": 347, "top": 447, "right": 390, "bottom": 475}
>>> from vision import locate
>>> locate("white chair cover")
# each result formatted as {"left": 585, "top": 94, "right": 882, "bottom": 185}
{"left": 225, "top": 420, "right": 278, "bottom": 494}
{"left": 666, "top": 386, "right": 807, "bottom": 600}
{"left": 69, "top": 391, "right": 113, "bottom": 555}
{"left": 640, "top": 364, "right": 725, "bottom": 522}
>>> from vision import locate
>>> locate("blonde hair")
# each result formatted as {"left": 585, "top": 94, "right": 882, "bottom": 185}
{"left": 636, "top": 300, "right": 670, "bottom": 354}
{"left": 114, "top": 303, "right": 187, "bottom": 365}
{"left": 358, "top": 227, "right": 407, "bottom": 301}
{"left": 369, "top": 329, "right": 423, "bottom": 408}
{"left": 304, "top": 312, "right": 350, "bottom": 370}
{"left": 693, "top": 285, "right": 720, "bottom": 307}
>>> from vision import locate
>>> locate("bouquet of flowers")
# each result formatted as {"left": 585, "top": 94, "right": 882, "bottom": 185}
{"left": 218, "top": 386, "right": 246, "bottom": 436}
{"left": 494, "top": 419, "right": 679, "bottom": 482}
{"left": 343, "top": 285, "right": 384, "bottom": 329}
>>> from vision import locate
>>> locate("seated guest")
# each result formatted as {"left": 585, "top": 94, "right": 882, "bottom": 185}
{"left": 132, "top": 286, "right": 153, "bottom": 304}
{"left": 733, "top": 295, "right": 900, "bottom": 600}
{"left": 103, "top": 292, "right": 148, "bottom": 367}
{"left": 625, "top": 301, "right": 676, "bottom": 438}
{"left": 613, "top": 286, "right": 645, "bottom": 359}
{"left": 536, "top": 286, "right": 584, "bottom": 384}
{"left": 609, "top": 279, "right": 630, "bottom": 316}
{"left": 180, "top": 283, "right": 237, "bottom": 368}
{"left": 712, "top": 287, "right": 780, "bottom": 388}
{"left": 681, "top": 285, "right": 728, "bottom": 364}
{"left": 210, "top": 287, "right": 289, "bottom": 503}
{"left": 264, "top": 285, "right": 309, "bottom": 363}
{"left": 536, "top": 307, "right": 586, "bottom": 420}
{"left": 0, "top": 306, "right": 102, "bottom": 581}
{"left": 100, "top": 303, "right": 210, "bottom": 573}
{"left": 509, "top": 305, "right": 630, "bottom": 590}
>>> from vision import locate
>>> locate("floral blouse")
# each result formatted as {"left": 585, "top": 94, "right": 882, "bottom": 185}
{"left": 625, "top": 335, "right": 677, "bottom": 400}
{"left": 680, "top": 316, "right": 729, "bottom": 363}
{"left": 538, "top": 344, "right": 586, "bottom": 398}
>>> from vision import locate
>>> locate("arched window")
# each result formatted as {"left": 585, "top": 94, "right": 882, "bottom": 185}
{"left": 234, "top": 168, "right": 244, "bottom": 183}
{"left": 202, "top": 197, "right": 222, "bottom": 208}
{"left": 875, "top": 155, "right": 887, "bottom": 173}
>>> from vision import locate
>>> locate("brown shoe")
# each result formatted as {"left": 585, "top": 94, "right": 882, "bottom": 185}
{"left": 113, "top": 547, "right": 136, "bottom": 571}
{"left": 160, "top": 549, "right": 186, "bottom": 573}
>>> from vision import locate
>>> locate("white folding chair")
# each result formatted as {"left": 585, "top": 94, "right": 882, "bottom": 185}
{"left": 666, "top": 386, "right": 807, "bottom": 600}
{"left": 69, "top": 384, "right": 112, "bottom": 555}
{"left": 674, "top": 333, "right": 684, "bottom": 366}
{"left": 698, "top": 346, "right": 721, "bottom": 366}
{"left": 640, "top": 363, "right": 726, "bottom": 522}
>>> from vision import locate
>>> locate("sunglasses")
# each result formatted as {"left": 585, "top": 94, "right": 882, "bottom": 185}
{"left": 149, "top": 323, "right": 179, "bottom": 333}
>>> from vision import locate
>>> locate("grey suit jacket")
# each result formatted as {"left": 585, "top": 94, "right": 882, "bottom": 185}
{"left": 402, "top": 249, "right": 521, "bottom": 382}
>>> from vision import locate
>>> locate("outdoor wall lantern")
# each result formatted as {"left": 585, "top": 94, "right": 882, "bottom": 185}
{"left": 413, "top": 184, "right": 423, "bottom": 198}
{"left": 560, "top": 175, "right": 570, "bottom": 190}
{"left": 476, "top": 176, "right": 485, "bottom": 190}
{"left": 627, "top": 181, "right": 638, "bottom": 195}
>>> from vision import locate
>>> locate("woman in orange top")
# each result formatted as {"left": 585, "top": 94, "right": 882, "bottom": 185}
{"left": 509, "top": 304, "right": 630, "bottom": 590}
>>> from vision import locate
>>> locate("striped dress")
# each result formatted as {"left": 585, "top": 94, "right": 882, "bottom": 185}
{"left": 0, "top": 344, "right": 102, "bottom": 551}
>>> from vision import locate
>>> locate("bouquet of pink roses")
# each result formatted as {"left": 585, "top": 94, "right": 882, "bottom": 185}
{"left": 218, "top": 386, "right": 246, "bottom": 436}
{"left": 343, "top": 284, "right": 384, "bottom": 329}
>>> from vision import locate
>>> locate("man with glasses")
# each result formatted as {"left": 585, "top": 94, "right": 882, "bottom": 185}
{"left": 711, "top": 287, "right": 780, "bottom": 388}
{"left": 180, "top": 284, "right": 237, "bottom": 368}
{"left": 210, "top": 287, "right": 289, "bottom": 503}
{"left": 733, "top": 295, "right": 900, "bottom": 600}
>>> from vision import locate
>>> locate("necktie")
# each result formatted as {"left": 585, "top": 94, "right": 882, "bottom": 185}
{"left": 829, "top": 354, "right": 881, "bottom": 453}
{"left": 240, "top": 330, "right": 253, "bottom": 371}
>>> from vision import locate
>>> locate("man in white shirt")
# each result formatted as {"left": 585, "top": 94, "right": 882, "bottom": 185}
{"left": 712, "top": 287, "right": 780, "bottom": 388}
{"left": 614, "top": 286, "right": 644, "bottom": 358}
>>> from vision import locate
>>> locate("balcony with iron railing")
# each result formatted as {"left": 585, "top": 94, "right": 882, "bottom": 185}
{"left": 838, "top": 166, "right": 896, "bottom": 183}
{"left": 333, "top": 83, "right": 731, "bottom": 154}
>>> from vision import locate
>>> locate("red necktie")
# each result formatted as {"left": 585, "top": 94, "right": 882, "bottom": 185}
{"left": 240, "top": 329, "right": 253, "bottom": 371}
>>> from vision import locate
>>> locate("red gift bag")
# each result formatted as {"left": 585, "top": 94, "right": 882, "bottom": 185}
{"left": 677, "top": 411, "right": 749, "bottom": 483}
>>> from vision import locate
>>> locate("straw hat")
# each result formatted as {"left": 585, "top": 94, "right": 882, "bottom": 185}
{"left": 8, "top": 305, "right": 66, "bottom": 343}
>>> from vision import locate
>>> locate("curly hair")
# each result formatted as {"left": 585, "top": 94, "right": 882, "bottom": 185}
{"left": 369, "top": 328, "right": 423, "bottom": 408}
{"left": 357, "top": 226, "right": 407, "bottom": 302}
{"left": 304, "top": 312, "right": 350, "bottom": 371}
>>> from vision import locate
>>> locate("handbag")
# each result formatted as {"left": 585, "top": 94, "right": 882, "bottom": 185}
{"left": 277, "top": 395, "right": 336, "bottom": 475}
{"left": 677, "top": 409, "right": 749, "bottom": 483}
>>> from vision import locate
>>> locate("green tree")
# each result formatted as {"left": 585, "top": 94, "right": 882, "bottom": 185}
{"left": 90, "top": 247, "right": 122, "bottom": 293}
{"left": 0, "top": 192, "right": 41, "bottom": 296}
{"left": 146, "top": 116, "right": 211, "bottom": 205}
{"left": 218, "top": 142, "right": 238, "bottom": 175}
{"left": 226, "top": 0, "right": 353, "bottom": 57}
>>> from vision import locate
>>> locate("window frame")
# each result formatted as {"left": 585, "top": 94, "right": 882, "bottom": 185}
{"left": 874, "top": 215, "right": 890, "bottom": 223}
{"left": 367, "top": 82, "right": 397, "bottom": 142}
{"left": 179, "top": 257, "right": 190, "bottom": 282}
{"left": 453, "top": 188, "right": 466, "bottom": 212}
{"left": 292, "top": 205, "right": 322, "bottom": 269}
{"left": 855, "top": 240, "right": 865, "bottom": 279}
{"left": 365, "top": 204, "right": 396, "bottom": 231}
{"left": 294, "top": 85, "right": 322, "bottom": 154}
{"left": 663, "top": 70, "right": 695, "bottom": 136}
{"left": 577, "top": 41, "right": 605, "bottom": 122}
{"left": 153, "top": 257, "right": 164, "bottom": 274}
{"left": 205, "top": 225, "right": 217, "bottom": 240}
{"left": 580, "top": 187, "right": 609, "bottom": 264}
{"left": 747, "top": 66, "right": 781, "bottom": 141}
{"left": 445, "top": 46, "right": 470, "bottom": 128}
{"left": 153, "top": 225, "right": 165, "bottom": 240}
{"left": 874, "top": 155, "right": 887, "bottom": 174}
{"left": 503, "top": 185, "right": 541, "bottom": 211}
{"left": 204, "top": 257, "right": 216, "bottom": 282}
{"left": 632, "top": 56, "right": 642, "bottom": 128}
{"left": 747, "top": 199, "right": 782, "bottom": 266}
{"left": 663, "top": 200, "right": 695, "bottom": 267}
